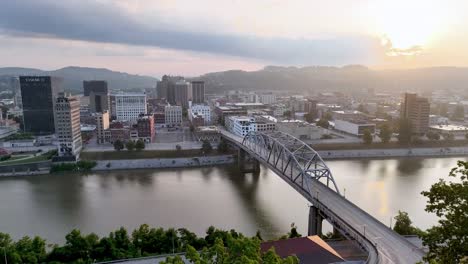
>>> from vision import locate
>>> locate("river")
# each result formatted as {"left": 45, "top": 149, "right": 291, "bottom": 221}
{"left": 0, "top": 156, "right": 464, "bottom": 244}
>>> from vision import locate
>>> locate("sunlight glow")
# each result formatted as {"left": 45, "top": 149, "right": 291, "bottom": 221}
{"left": 375, "top": 0, "right": 446, "bottom": 53}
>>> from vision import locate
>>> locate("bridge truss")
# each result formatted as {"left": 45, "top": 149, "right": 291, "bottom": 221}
{"left": 242, "top": 131, "right": 340, "bottom": 195}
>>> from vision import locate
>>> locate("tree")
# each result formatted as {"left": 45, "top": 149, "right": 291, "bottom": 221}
{"left": 135, "top": 139, "right": 145, "bottom": 151}
{"left": 378, "top": 124, "right": 392, "bottom": 143}
{"left": 175, "top": 144, "right": 182, "bottom": 152}
{"left": 442, "top": 133, "right": 454, "bottom": 142}
{"left": 304, "top": 112, "right": 316, "bottom": 123}
{"left": 217, "top": 139, "right": 229, "bottom": 153}
{"left": 393, "top": 211, "right": 422, "bottom": 236}
{"left": 201, "top": 140, "right": 212, "bottom": 154}
{"left": 316, "top": 119, "right": 329, "bottom": 129}
{"left": 283, "top": 110, "right": 292, "bottom": 119}
{"left": 126, "top": 140, "right": 135, "bottom": 151}
{"left": 322, "top": 111, "right": 333, "bottom": 121}
{"left": 362, "top": 129, "right": 373, "bottom": 144}
{"left": 426, "top": 131, "right": 441, "bottom": 141}
{"left": 113, "top": 140, "right": 124, "bottom": 151}
{"left": 420, "top": 161, "right": 468, "bottom": 263}
{"left": 398, "top": 118, "right": 412, "bottom": 145}
{"left": 465, "top": 133, "right": 468, "bottom": 141}
{"left": 357, "top": 104, "right": 369, "bottom": 114}
{"left": 288, "top": 223, "right": 301, "bottom": 238}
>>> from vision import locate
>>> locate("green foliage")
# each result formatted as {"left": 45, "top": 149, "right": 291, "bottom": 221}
{"left": 378, "top": 124, "right": 392, "bottom": 143}
{"left": 201, "top": 140, "right": 213, "bottom": 154}
{"left": 217, "top": 139, "right": 229, "bottom": 153}
{"left": 304, "top": 112, "right": 316, "bottom": 123}
{"left": 50, "top": 160, "right": 97, "bottom": 173}
{"left": 426, "top": 131, "right": 441, "bottom": 141}
{"left": 362, "top": 130, "right": 373, "bottom": 144}
{"left": 3, "top": 132, "right": 34, "bottom": 141}
{"left": 177, "top": 235, "right": 299, "bottom": 264}
{"left": 175, "top": 144, "right": 182, "bottom": 151}
{"left": 135, "top": 139, "right": 145, "bottom": 151}
{"left": 421, "top": 161, "right": 468, "bottom": 263}
{"left": 442, "top": 133, "right": 454, "bottom": 142}
{"left": 316, "top": 119, "right": 329, "bottom": 129}
{"left": 0, "top": 154, "right": 11, "bottom": 161}
{"left": 357, "top": 104, "right": 368, "bottom": 114}
{"left": 283, "top": 110, "right": 292, "bottom": 119}
{"left": 393, "top": 211, "right": 423, "bottom": 236}
{"left": 44, "top": 149, "right": 58, "bottom": 160}
{"left": 288, "top": 223, "right": 301, "bottom": 238}
{"left": 398, "top": 118, "right": 413, "bottom": 144}
{"left": 322, "top": 112, "right": 333, "bottom": 121}
{"left": 0, "top": 225, "right": 302, "bottom": 264}
{"left": 465, "top": 133, "right": 468, "bottom": 140}
{"left": 113, "top": 140, "right": 124, "bottom": 151}
{"left": 126, "top": 140, "right": 135, "bottom": 151}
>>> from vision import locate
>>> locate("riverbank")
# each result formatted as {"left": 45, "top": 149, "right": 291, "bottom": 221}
{"left": 92, "top": 154, "right": 235, "bottom": 171}
{"left": 318, "top": 146, "right": 468, "bottom": 160}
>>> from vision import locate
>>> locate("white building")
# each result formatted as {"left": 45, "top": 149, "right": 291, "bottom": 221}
{"left": 256, "top": 93, "right": 276, "bottom": 105}
{"left": 277, "top": 120, "right": 327, "bottom": 140}
{"left": 165, "top": 105, "right": 182, "bottom": 126}
{"left": 226, "top": 116, "right": 276, "bottom": 137}
{"left": 334, "top": 119, "right": 376, "bottom": 136}
{"left": 189, "top": 104, "right": 211, "bottom": 125}
{"left": 54, "top": 95, "right": 82, "bottom": 157}
{"left": 114, "top": 93, "right": 147, "bottom": 122}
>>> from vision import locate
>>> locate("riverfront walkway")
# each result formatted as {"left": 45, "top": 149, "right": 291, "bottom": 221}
{"left": 220, "top": 129, "right": 425, "bottom": 264}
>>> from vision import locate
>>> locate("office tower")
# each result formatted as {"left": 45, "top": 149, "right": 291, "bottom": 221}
{"left": 165, "top": 105, "right": 182, "bottom": 126}
{"left": 401, "top": 93, "right": 430, "bottom": 134}
{"left": 137, "top": 115, "right": 155, "bottom": 143}
{"left": 83, "top": 80, "right": 107, "bottom": 96}
{"left": 157, "top": 75, "right": 184, "bottom": 104}
{"left": 191, "top": 81, "right": 205, "bottom": 104}
{"left": 114, "top": 93, "right": 147, "bottom": 121}
{"left": 96, "top": 111, "right": 110, "bottom": 144}
{"left": 54, "top": 94, "right": 82, "bottom": 157}
{"left": 174, "top": 81, "right": 191, "bottom": 108}
{"left": 20, "top": 76, "right": 63, "bottom": 135}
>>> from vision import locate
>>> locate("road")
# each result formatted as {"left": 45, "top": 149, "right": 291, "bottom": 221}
{"left": 220, "top": 129, "right": 425, "bottom": 264}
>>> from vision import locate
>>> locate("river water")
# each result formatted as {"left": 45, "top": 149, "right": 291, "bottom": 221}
{"left": 0, "top": 157, "right": 464, "bottom": 244}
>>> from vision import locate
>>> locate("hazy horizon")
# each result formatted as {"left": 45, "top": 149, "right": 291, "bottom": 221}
{"left": 1, "top": 0, "right": 467, "bottom": 76}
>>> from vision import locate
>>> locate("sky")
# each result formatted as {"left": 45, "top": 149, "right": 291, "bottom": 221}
{"left": 0, "top": 0, "right": 467, "bottom": 77}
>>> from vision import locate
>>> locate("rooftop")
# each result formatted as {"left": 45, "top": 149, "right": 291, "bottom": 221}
{"left": 430, "top": 124, "right": 468, "bottom": 131}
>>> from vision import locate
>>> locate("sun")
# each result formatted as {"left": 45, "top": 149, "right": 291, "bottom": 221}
{"left": 374, "top": 0, "right": 444, "bottom": 51}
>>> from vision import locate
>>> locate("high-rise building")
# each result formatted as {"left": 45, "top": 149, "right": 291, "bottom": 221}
{"left": 96, "top": 111, "right": 110, "bottom": 144}
{"left": 137, "top": 115, "right": 155, "bottom": 143}
{"left": 20, "top": 76, "right": 64, "bottom": 135}
{"left": 165, "top": 105, "right": 182, "bottom": 126}
{"left": 191, "top": 81, "right": 205, "bottom": 104}
{"left": 54, "top": 94, "right": 82, "bottom": 157}
{"left": 114, "top": 93, "right": 147, "bottom": 122}
{"left": 401, "top": 93, "right": 430, "bottom": 134}
{"left": 157, "top": 75, "right": 184, "bottom": 104}
{"left": 83, "top": 80, "right": 107, "bottom": 96}
{"left": 174, "top": 81, "right": 192, "bottom": 108}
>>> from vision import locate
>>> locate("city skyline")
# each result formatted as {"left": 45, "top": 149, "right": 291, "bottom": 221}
{"left": 1, "top": 0, "right": 468, "bottom": 76}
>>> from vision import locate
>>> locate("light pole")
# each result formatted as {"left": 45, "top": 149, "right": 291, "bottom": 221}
{"left": 343, "top": 188, "right": 346, "bottom": 198}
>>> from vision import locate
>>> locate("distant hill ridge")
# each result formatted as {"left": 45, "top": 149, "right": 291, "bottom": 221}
{"left": 0, "top": 66, "right": 158, "bottom": 93}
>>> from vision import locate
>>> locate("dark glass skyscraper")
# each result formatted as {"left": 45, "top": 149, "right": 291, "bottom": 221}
{"left": 20, "top": 76, "right": 64, "bottom": 135}
{"left": 84, "top": 81, "right": 109, "bottom": 113}
{"left": 83, "top": 80, "right": 107, "bottom": 96}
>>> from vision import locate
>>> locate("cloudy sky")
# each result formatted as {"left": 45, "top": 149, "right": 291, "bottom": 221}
{"left": 0, "top": 0, "right": 467, "bottom": 76}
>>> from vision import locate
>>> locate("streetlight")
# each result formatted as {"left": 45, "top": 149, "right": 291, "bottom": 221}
{"left": 343, "top": 188, "right": 346, "bottom": 198}
{"left": 316, "top": 191, "right": 319, "bottom": 201}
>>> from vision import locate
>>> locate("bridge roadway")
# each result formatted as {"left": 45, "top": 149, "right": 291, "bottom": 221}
{"left": 220, "top": 129, "right": 425, "bottom": 264}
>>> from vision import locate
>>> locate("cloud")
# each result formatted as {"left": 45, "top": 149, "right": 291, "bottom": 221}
{"left": 0, "top": 0, "right": 383, "bottom": 65}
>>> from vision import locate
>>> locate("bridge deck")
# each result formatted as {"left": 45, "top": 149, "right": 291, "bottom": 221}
{"left": 220, "top": 129, "right": 424, "bottom": 264}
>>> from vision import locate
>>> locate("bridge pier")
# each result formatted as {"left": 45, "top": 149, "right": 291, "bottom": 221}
{"left": 308, "top": 205, "right": 323, "bottom": 236}
{"left": 238, "top": 149, "right": 260, "bottom": 173}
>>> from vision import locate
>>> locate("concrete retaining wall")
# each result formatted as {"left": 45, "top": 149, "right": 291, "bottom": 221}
{"left": 92, "top": 155, "right": 235, "bottom": 171}
{"left": 318, "top": 146, "right": 468, "bottom": 160}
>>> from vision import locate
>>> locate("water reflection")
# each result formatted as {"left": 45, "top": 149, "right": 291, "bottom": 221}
{"left": 0, "top": 157, "right": 465, "bottom": 244}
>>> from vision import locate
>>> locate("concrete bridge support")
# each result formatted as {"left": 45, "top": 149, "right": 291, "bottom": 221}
{"left": 238, "top": 149, "right": 260, "bottom": 173}
{"left": 308, "top": 205, "right": 324, "bottom": 236}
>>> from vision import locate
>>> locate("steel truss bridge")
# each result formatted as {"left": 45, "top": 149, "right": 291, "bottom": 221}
{"left": 220, "top": 129, "right": 424, "bottom": 264}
